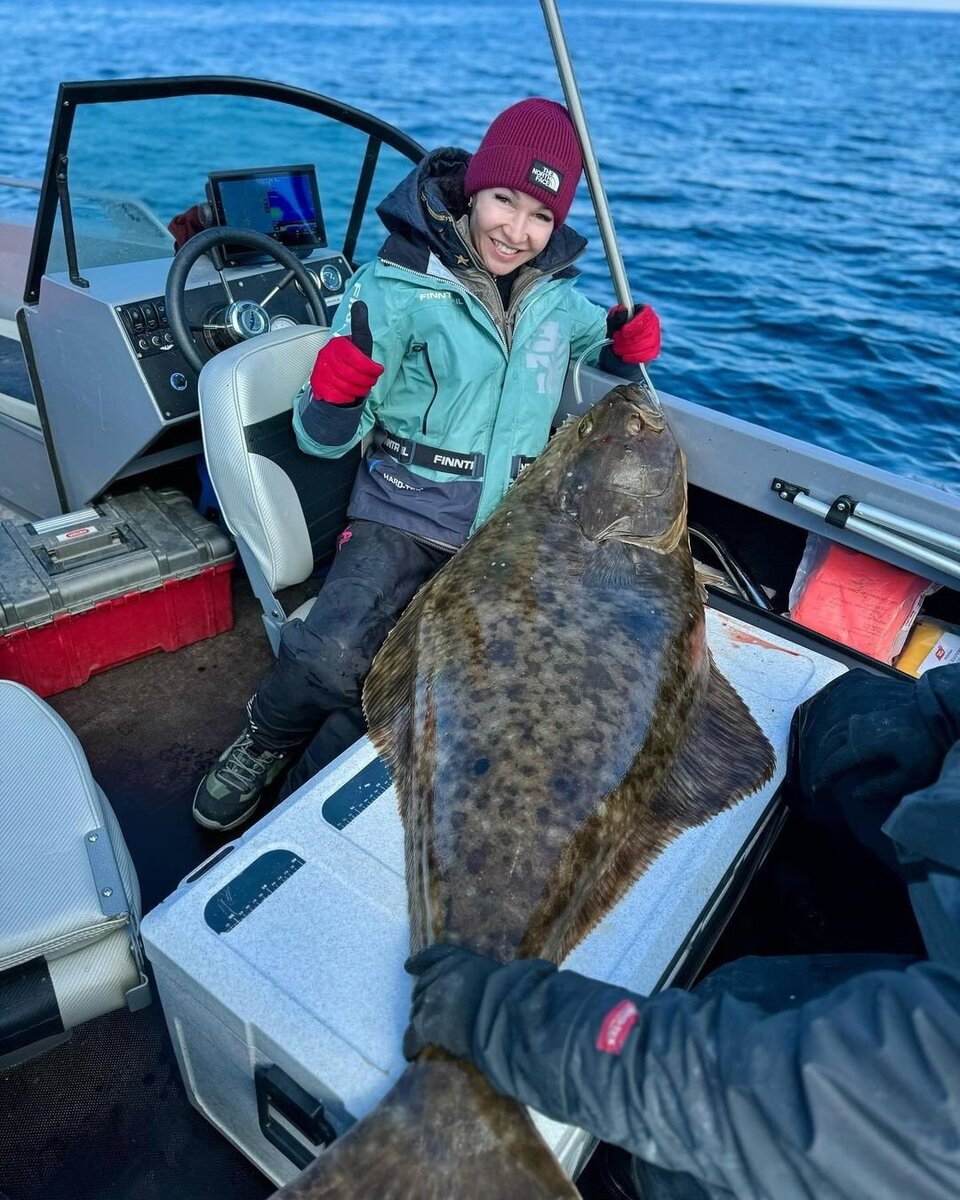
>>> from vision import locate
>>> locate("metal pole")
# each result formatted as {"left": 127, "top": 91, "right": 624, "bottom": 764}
{"left": 852, "top": 501, "right": 960, "bottom": 558}
{"left": 539, "top": 0, "right": 633, "bottom": 313}
{"left": 539, "top": 0, "right": 660, "bottom": 401}
{"left": 789, "top": 492, "right": 960, "bottom": 583}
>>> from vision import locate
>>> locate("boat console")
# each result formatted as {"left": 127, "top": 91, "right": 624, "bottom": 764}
{"left": 5, "top": 77, "right": 425, "bottom": 517}
{"left": 22, "top": 243, "right": 352, "bottom": 509}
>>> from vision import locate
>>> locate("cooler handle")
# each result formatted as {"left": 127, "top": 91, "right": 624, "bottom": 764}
{"left": 255, "top": 1063, "right": 337, "bottom": 1169}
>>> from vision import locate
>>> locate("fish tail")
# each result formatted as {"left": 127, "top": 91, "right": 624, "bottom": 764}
{"left": 267, "top": 1049, "right": 579, "bottom": 1200}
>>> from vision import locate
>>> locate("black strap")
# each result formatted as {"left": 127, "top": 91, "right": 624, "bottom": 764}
{"left": 511, "top": 454, "right": 537, "bottom": 479}
{"left": 0, "top": 956, "right": 63, "bottom": 1057}
{"left": 244, "top": 412, "right": 360, "bottom": 564}
{"left": 376, "top": 428, "right": 484, "bottom": 479}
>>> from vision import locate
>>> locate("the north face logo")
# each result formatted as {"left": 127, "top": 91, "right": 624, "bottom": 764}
{"left": 528, "top": 159, "right": 563, "bottom": 195}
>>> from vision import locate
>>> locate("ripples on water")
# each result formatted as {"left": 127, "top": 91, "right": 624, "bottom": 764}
{"left": 1, "top": 0, "right": 957, "bottom": 492}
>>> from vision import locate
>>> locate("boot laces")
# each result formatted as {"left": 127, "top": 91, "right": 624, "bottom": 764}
{"left": 219, "top": 730, "right": 283, "bottom": 791}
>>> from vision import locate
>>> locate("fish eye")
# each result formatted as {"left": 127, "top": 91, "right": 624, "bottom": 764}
{"left": 578, "top": 415, "right": 594, "bottom": 439}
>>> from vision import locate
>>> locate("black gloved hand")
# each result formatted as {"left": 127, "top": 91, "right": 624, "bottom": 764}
{"left": 791, "top": 668, "right": 950, "bottom": 838}
{"left": 403, "top": 943, "right": 506, "bottom": 1063}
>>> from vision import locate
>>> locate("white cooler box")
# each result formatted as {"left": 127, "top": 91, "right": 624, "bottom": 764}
{"left": 141, "top": 610, "right": 843, "bottom": 1186}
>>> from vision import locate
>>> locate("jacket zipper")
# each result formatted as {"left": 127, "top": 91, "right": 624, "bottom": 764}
{"left": 412, "top": 342, "right": 440, "bottom": 434}
{"left": 379, "top": 257, "right": 502, "bottom": 347}
{"left": 447, "top": 219, "right": 581, "bottom": 348}
{"left": 405, "top": 529, "right": 459, "bottom": 554}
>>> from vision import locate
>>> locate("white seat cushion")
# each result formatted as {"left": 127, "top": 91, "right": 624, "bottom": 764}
{"left": 0, "top": 681, "right": 144, "bottom": 1062}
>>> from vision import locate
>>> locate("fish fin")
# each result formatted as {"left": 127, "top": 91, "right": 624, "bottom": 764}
{"left": 362, "top": 584, "right": 432, "bottom": 807}
{"left": 540, "top": 659, "right": 776, "bottom": 962}
{"left": 363, "top": 583, "right": 442, "bottom": 950}
{"left": 649, "top": 657, "right": 776, "bottom": 826}
{"left": 579, "top": 541, "right": 638, "bottom": 589}
{"left": 268, "top": 1052, "right": 578, "bottom": 1200}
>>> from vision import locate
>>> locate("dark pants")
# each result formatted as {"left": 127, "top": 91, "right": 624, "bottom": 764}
{"left": 248, "top": 519, "right": 450, "bottom": 795}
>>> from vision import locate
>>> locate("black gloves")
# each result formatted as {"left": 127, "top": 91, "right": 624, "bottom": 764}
{"left": 403, "top": 944, "right": 501, "bottom": 1062}
{"left": 403, "top": 943, "right": 555, "bottom": 1063}
{"left": 790, "top": 666, "right": 960, "bottom": 868}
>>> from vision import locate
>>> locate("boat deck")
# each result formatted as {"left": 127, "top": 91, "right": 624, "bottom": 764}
{"left": 0, "top": 566, "right": 926, "bottom": 1200}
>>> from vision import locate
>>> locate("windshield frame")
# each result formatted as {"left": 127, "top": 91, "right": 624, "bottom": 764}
{"left": 23, "top": 75, "right": 425, "bottom": 304}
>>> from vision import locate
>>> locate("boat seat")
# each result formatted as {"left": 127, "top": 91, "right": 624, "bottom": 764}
{"left": 0, "top": 681, "right": 150, "bottom": 1070}
{"left": 197, "top": 324, "right": 360, "bottom": 654}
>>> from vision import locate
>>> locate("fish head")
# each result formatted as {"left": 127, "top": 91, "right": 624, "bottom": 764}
{"left": 558, "top": 383, "right": 688, "bottom": 550}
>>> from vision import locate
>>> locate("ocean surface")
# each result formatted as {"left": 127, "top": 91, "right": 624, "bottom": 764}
{"left": 1, "top": 0, "right": 957, "bottom": 493}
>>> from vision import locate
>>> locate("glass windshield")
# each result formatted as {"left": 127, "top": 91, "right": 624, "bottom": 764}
{"left": 49, "top": 90, "right": 419, "bottom": 274}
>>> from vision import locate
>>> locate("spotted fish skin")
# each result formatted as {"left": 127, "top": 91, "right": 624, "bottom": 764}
{"left": 269, "top": 383, "right": 774, "bottom": 1200}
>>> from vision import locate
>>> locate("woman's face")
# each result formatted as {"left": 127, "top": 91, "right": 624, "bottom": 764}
{"left": 467, "top": 187, "right": 555, "bottom": 276}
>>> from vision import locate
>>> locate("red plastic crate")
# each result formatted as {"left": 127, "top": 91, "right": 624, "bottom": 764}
{"left": 0, "top": 561, "right": 234, "bottom": 698}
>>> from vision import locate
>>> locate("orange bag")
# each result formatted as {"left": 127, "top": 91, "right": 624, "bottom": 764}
{"left": 789, "top": 535, "right": 935, "bottom": 663}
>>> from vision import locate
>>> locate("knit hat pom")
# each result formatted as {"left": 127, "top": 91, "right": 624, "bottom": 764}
{"left": 464, "top": 97, "right": 583, "bottom": 226}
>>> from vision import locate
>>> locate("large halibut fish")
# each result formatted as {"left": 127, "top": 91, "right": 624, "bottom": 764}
{"left": 272, "top": 383, "right": 775, "bottom": 1199}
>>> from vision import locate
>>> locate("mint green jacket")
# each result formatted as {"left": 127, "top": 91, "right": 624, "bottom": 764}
{"left": 294, "top": 149, "right": 608, "bottom": 549}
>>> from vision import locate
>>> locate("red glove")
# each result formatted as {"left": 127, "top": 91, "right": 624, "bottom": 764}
{"left": 310, "top": 301, "right": 384, "bottom": 405}
{"left": 607, "top": 304, "right": 662, "bottom": 364}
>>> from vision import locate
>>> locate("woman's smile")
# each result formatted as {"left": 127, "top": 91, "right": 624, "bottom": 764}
{"left": 468, "top": 188, "right": 555, "bottom": 276}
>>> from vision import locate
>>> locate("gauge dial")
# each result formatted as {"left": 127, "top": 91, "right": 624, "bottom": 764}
{"left": 319, "top": 264, "right": 343, "bottom": 292}
{"left": 270, "top": 315, "right": 298, "bottom": 331}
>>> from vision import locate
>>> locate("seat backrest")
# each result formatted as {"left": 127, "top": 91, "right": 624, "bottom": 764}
{"left": 198, "top": 325, "right": 337, "bottom": 594}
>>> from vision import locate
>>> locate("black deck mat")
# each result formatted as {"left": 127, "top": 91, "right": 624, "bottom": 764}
{"left": 0, "top": 1003, "right": 272, "bottom": 1200}
{"left": 49, "top": 575, "right": 313, "bottom": 913}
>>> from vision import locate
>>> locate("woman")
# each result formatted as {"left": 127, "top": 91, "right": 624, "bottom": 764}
{"left": 194, "top": 97, "right": 662, "bottom": 831}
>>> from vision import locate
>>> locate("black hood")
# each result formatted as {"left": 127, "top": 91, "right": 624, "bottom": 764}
{"left": 375, "top": 147, "right": 587, "bottom": 278}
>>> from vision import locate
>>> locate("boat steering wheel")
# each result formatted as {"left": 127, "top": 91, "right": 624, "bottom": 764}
{"left": 164, "top": 227, "right": 327, "bottom": 376}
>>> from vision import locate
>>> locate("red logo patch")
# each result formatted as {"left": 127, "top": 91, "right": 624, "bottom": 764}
{"left": 596, "top": 999, "right": 639, "bottom": 1055}
{"left": 336, "top": 528, "right": 353, "bottom": 551}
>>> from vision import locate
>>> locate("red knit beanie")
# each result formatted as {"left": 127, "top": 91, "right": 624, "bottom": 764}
{"left": 464, "top": 98, "right": 583, "bottom": 226}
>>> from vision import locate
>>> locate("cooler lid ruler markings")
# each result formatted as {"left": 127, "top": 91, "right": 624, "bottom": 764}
{"left": 321, "top": 756, "right": 393, "bottom": 830}
{"left": 204, "top": 849, "right": 305, "bottom": 934}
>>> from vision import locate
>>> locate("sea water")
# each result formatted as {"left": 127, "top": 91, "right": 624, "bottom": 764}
{"left": 0, "top": 0, "right": 957, "bottom": 493}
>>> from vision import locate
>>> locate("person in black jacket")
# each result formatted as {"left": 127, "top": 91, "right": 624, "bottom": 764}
{"left": 403, "top": 664, "right": 960, "bottom": 1200}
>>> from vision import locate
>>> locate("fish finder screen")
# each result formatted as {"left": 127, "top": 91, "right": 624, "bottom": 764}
{"left": 208, "top": 165, "right": 326, "bottom": 263}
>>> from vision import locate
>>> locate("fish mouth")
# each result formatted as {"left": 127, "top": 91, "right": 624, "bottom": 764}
{"left": 595, "top": 504, "right": 687, "bottom": 550}
{"left": 627, "top": 400, "right": 665, "bottom": 431}
{"left": 615, "top": 384, "right": 665, "bottom": 430}
{"left": 591, "top": 474, "right": 687, "bottom": 545}
{"left": 605, "top": 477, "right": 674, "bottom": 502}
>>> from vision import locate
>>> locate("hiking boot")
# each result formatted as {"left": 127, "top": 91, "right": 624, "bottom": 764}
{"left": 193, "top": 724, "right": 290, "bottom": 831}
